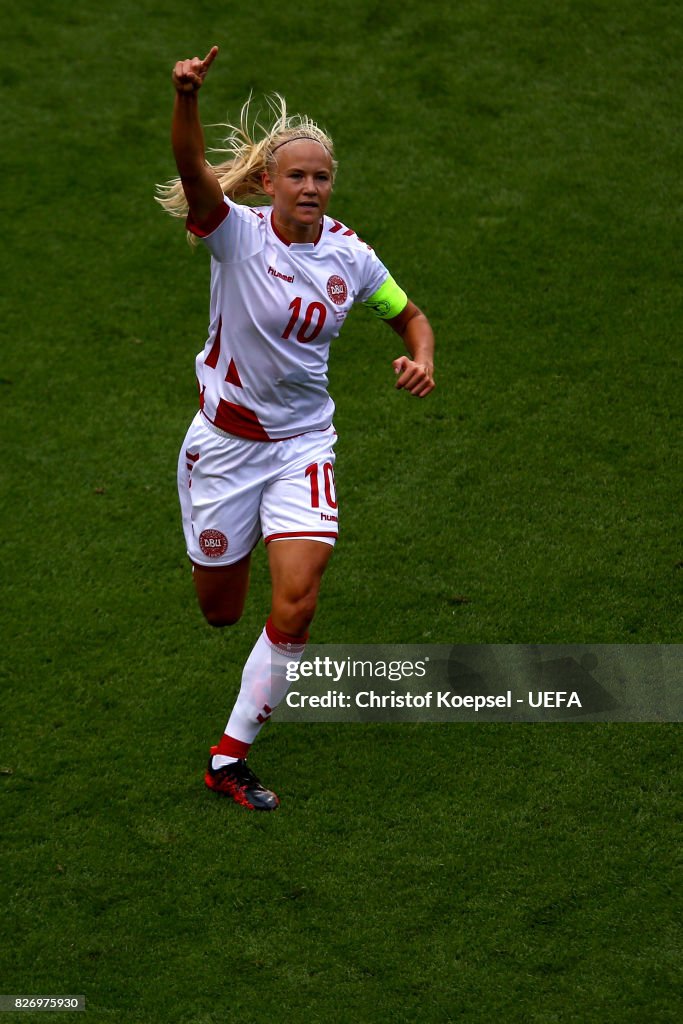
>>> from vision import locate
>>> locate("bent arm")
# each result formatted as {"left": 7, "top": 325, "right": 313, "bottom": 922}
{"left": 386, "top": 300, "right": 435, "bottom": 397}
{"left": 171, "top": 49, "right": 224, "bottom": 225}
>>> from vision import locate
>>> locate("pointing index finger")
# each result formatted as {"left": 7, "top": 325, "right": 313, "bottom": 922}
{"left": 202, "top": 45, "right": 219, "bottom": 70}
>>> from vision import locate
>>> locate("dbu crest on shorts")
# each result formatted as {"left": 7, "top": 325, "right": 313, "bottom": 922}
{"left": 198, "top": 529, "right": 229, "bottom": 559}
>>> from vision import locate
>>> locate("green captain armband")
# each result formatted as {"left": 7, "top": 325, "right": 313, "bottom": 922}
{"left": 363, "top": 276, "right": 408, "bottom": 319}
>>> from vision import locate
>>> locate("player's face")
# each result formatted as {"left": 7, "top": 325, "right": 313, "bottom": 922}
{"left": 263, "top": 140, "right": 333, "bottom": 243}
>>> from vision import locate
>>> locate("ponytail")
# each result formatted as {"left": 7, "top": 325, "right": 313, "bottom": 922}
{"left": 155, "top": 93, "right": 337, "bottom": 239}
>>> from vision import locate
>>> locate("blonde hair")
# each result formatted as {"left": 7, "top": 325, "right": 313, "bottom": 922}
{"left": 155, "top": 93, "right": 337, "bottom": 235}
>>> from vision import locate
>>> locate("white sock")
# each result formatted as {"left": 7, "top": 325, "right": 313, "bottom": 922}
{"left": 211, "top": 754, "right": 240, "bottom": 769}
{"left": 211, "top": 617, "right": 307, "bottom": 769}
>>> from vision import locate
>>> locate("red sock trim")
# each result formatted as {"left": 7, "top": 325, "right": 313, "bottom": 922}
{"left": 265, "top": 615, "right": 309, "bottom": 648}
{"left": 212, "top": 734, "right": 251, "bottom": 759}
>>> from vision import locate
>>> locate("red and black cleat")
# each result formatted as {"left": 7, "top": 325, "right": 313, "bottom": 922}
{"left": 205, "top": 756, "right": 280, "bottom": 811}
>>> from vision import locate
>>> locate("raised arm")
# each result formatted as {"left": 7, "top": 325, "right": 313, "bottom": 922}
{"left": 386, "top": 300, "right": 435, "bottom": 398}
{"left": 171, "top": 46, "right": 224, "bottom": 225}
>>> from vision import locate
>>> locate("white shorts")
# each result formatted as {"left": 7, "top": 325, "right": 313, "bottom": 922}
{"left": 178, "top": 412, "right": 339, "bottom": 567}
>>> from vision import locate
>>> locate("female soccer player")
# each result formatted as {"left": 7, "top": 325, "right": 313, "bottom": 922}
{"left": 157, "top": 46, "right": 435, "bottom": 810}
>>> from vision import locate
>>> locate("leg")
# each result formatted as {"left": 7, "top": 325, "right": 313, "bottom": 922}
{"left": 206, "top": 428, "right": 338, "bottom": 808}
{"left": 177, "top": 414, "right": 264, "bottom": 628}
{"left": 206, "top": 541, "right": 334, "bottom": 806}
{"left": 192, "top": 553, "right": 252, "bottom": 627}
{"left": 267, "top": 539, "right": 335, "bottom": 636}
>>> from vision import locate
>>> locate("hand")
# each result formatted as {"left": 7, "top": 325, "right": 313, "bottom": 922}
{"left": 393, "top": 356, "right": 435, "bottom": 397}
{"left": 172, "top": 46, "right": 219, "bottom": 94}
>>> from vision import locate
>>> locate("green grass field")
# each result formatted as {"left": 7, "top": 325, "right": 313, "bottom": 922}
{"left": 1, "top": 1, "right": 681, "bottom": 1021}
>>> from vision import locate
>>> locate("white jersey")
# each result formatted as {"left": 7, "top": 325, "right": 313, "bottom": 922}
{"left": 187, "top": 197, "right": 390, "bottom": 440}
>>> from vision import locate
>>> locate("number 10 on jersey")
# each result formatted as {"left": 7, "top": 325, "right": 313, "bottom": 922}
{"left": 282, "top": 297, "right": 327, "bottom": 343}
{"left": 305, "top": 462, "right": 337, "bottom": 509}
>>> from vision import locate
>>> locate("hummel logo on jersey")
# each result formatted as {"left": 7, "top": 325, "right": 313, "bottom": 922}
{"left": 268, "top": 265, "right": 295, "bottom": 283}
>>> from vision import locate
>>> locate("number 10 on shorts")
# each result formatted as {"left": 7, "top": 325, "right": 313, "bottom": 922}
{"left": 305, "top": 462, "right": 337, "bottom": 509}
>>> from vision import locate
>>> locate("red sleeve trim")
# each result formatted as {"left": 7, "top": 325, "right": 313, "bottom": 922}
{"left": 186, "top": 200, "right": 229, "bottom": 238}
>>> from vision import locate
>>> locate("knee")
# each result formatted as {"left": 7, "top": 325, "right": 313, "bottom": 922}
{"left": 296, "top": 592, "right": 319, "bottom": 628}
{"left": 202, "top": 607, "right": 243, "bottom": 628}
{"left": 192, "top": 557, "right": 250, "bottom": 630}
{"left": 275, "top": 591, "right": 319, "bottom": 636}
